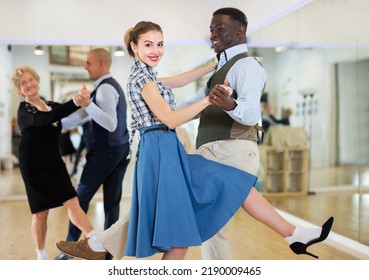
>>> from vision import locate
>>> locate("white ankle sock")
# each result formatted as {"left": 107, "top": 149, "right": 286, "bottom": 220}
{"left": 36, "top": 248, "right": 48, "bottom": 260}
{"left": 86, "top": 229, "right": 97, "bottom": 238}
{"left": 285, "top": 226, "right": 322, "bottom": 245}
{"left": 87, "top": 236, "right": 106, "bottom": 252}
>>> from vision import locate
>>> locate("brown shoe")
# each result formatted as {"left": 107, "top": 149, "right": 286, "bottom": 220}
{"left": 56, "top": 238, "right": 107, "bottom": 260}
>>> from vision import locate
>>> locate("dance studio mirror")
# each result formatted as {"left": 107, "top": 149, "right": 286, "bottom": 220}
{"left": 246, "top": 0, "right": 369, "bottom": 249}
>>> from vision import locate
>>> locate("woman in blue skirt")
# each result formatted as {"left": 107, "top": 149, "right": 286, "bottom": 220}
{"left": 120, "top": 21, "right": 334, "bottom": 260}
{"left": 56, "top": 21, "right": 334, "bottom": 260}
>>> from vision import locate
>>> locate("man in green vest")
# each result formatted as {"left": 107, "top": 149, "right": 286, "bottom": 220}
{"left": 184, "top": 7, "right": 267, "bottom": 259}
{"left": 54, "top": 7, "right": 267, "bottom": 261}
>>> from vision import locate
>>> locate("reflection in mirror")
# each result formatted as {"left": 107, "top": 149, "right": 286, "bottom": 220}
{"left": 247, "top": 1, "right": 369, "bottom": 249}
{"left": 253, "top": 43, "right": 369, "bottom": 251}
{"left": 50, "top": 72, "right": 91, "bottom": 103}
{"left": 356, "top": 48, "right": 369, "bottom": 247}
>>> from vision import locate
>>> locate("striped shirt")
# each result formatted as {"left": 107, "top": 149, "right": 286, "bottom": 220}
{"left": 128, "top": 60, "right": 175, "bottom": 131}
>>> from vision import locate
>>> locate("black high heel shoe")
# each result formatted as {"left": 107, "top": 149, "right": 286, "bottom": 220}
{"left": 289, "top": 217, "right": 334, "bottom": 258}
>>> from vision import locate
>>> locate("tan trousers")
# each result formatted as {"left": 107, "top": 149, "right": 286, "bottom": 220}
{"left": 98, "top": 139, "right": 259, "bottom": 260}
{"left": 97, "top": 212, "right": 129, "bottom": 259}
{"left": 196, "top": 139, "right": 259, "bottom": 260}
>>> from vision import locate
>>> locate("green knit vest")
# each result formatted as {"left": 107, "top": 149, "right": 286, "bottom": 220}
{"left": 196, "top": 52, "right": 260, "bottom": 148}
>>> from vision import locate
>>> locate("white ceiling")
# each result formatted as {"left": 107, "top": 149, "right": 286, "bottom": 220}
{"left": 1, "top": 0, "right": 367, "bottom": 48}
{"left": 249, "top": 0, "right": 369, "bottom": 48}
{"left": 0, "top": 0, "right": 314, "bottom": 45}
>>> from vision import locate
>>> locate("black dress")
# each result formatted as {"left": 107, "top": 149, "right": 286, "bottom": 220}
{"left": 17, "top": 99, "right": 80, "bottom": 214}
{"left": 59, "top": 131, "right": 76, "bottom": 156}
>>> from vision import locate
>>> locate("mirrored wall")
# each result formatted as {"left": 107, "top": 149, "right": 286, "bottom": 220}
{"left": 247, "top": 0, "right": 369, "bottom": 249}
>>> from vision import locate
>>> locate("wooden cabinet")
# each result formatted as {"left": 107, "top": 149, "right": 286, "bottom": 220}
{"left": 259, "top": 146, "right": 309, "bottom": 196}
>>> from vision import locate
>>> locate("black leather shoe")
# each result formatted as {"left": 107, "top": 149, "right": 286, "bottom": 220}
{"left": 54, "top": 253, "right": 73, "bottom": 260}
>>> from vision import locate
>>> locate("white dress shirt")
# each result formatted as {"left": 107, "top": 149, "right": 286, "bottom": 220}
{"left": 178, "top": 44, "right": 267, "bottom": 126}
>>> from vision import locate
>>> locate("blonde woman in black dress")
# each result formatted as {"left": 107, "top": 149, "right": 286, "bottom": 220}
{"left": 12, "top": 66, "right": 98, "bottom": 260}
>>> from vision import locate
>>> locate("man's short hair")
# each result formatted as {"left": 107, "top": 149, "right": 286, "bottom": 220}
{"left": 213, "top": 7, "right": 248, "bottom": 29}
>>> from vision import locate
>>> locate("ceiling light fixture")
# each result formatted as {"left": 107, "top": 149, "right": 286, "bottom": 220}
{"left": 251, "top": 48, "right": 263, "bottom": 61}
{"left": 34, "top": 45, "right": 45, "bottom": 55}
{"left": 113, "top": 46, "right": 125, "bottom": 57}
{"left": 275, "top": 46, "right": 287, "bottom": 53}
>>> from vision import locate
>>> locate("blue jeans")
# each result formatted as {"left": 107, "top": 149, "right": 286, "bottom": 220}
{"left": 66, "top": 143, "right": 130, "bottom": 245}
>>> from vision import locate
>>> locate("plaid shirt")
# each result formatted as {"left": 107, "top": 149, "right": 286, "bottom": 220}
{"left": 128, "top": 60, "right": 175, "bottom": 131}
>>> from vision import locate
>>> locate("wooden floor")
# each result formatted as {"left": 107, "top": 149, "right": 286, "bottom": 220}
{"left": 0, "top": 162, "right": 367, "bottom": 260}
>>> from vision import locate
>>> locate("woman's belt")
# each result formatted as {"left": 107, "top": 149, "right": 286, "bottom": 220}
{"left": 140, "top": 125, "right": 176, "bottom": 136}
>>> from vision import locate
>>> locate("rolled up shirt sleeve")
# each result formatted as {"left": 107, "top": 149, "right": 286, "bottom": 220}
{"left": 225, "top": 58, "right": 266, "bottom": 126}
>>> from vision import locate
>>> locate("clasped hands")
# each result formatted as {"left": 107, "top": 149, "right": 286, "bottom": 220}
{"left": 209, "top": 79, "right": 237, "bottom": 111}
{"left": 73, "top": 85, "right": 91, "bottom": 107}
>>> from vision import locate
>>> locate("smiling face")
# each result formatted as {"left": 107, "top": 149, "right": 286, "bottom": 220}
{"left": 19, "top": 71, "right": 40, "bottom": 99}
{"left": 85, "top": 52, "right": 102, "bottom": 80}
{"left": 131, "top": 30, "right": 164, "bottom": 67}
{"left": 210, "top": 14, "right": 246, "bottom": 54}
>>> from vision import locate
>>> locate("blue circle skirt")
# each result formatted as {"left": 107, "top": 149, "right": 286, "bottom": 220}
{"left": 125, "top": 126, "right": 257, "bottom": 258}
